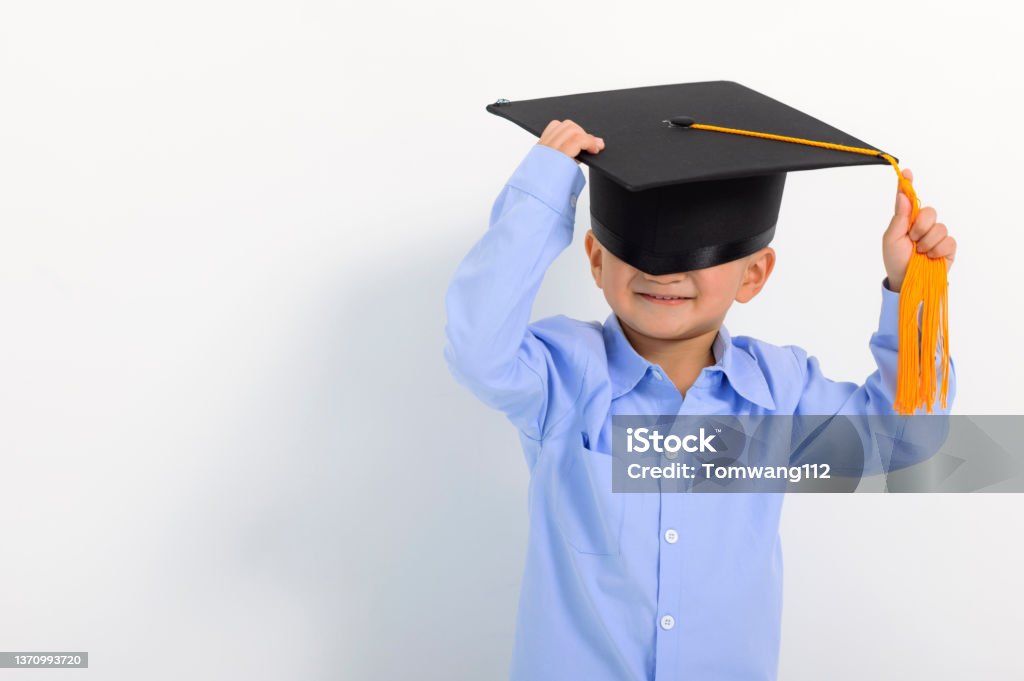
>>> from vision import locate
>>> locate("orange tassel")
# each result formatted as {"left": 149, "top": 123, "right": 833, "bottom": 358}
{"left": 682, "top": 123, "right": 950, "bottom": 415}
{"left": 878, "top": 156, "right": 950, "bottom": 415}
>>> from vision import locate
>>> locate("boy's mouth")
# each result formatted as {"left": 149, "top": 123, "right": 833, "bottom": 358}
{"left": 636, "top": 292, "right": 694, "bottom": 305}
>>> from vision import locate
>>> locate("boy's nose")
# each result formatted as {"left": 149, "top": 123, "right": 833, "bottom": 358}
{"left": 643, "top": 271, "right": 686, "bottom": 284}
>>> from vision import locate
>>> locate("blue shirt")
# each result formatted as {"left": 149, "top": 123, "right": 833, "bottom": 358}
{"left": 443, "top": 143, "right": 956, "bottom": 681}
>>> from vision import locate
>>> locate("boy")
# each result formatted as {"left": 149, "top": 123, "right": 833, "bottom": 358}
{"left": 444, "top": 83, "right": 956, "bottom": 681}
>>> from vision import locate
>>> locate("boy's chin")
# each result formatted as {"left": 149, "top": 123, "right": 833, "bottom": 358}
{"left": 619, "top": 312, "right": 708, "bottom": 341}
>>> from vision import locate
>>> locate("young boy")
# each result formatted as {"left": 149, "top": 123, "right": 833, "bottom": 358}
{"left": 444, "top": 83, "right": 956, "bottom": 681}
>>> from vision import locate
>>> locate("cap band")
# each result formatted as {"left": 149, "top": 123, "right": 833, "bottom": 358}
{"left": 591, "top": 216, "right": 776, "bottom": 275}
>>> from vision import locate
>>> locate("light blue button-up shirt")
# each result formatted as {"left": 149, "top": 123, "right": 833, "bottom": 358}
{"left": 443, "top": 143, "right": 956, "bottom": 681}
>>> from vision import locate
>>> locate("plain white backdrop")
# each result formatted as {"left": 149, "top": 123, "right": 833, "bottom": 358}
{"left": 1, "top": 1, "right": 1022, "bottom": 679}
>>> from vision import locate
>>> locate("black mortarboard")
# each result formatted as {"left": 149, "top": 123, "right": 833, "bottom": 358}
{"left": 485, "top": 80, "right": 894, "bottom": 275}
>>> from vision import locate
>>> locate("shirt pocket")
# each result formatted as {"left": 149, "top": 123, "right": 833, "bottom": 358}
{"left": 553, "top": 435, "right": 624, "bottom": 556}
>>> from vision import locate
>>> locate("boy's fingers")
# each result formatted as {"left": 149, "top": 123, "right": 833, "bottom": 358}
{"left": 945, "top": 236, "right": 957, "bottom": 271}
{"left": 893, "top": 169, "right": 912, "bottom": 212}
{"left": 541, "top": 119, "right": 580, "bottom": 144}
{"left": 893, "top": 191, "right": 910, "bottom": 220}
{"left": 538, "top": 119, "right": 603, "bottom": 161}
{"left": 883, "top": 193, "right": 911, "bottom": 243}
{"left": 562, "top": 129, "right": 603, "bottom": 156}
{"left": 581, "top": 134, "right": 605, "bottom": 155}
{"left": 908, "top": 206, "right": 937, "bottom": 241}
{"left": 915, "top": 221, "right": 948, "bottom": 253}
{"left": 540, "top": 119, "right": 572, "bottom": 145}
{"left": 549, "top": 127, "right": 582, "bottom": 157}
{"left": 926, "top": 236, "right": 956, "bottom": 268}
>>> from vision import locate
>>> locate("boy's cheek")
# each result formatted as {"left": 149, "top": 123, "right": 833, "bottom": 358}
{"left": 603, "top": 289, "right": 633, "bottom": 315}
{"left": 598, "top": 287, "right": 630, "bottom": 317}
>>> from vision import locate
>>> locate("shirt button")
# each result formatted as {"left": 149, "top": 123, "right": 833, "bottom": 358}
{"left": 570, "top": 193, "right": 577, "bottom": 208}
{"left": 651, "top": 370, "right": 663, "bottom": 381}
{"left": 664, "top": 529, "right": 678, "bottom": 544}
{"left": 660, "top": 614, "right": 675, "bottom": 630}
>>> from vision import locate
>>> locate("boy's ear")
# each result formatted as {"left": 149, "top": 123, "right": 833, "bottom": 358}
{"left": 584, "top": 229, "right": 603, "bottom": 289}
{"left": 735, "top": 247, "right": 775, "bottom": 303}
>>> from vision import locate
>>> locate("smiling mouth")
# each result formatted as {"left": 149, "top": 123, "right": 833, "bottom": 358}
{"left": 636, "top": 292, "right": 694, "bottom": 304}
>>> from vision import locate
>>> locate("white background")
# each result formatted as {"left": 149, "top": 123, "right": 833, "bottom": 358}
{"left": 1, "top": 1, "right": 1022, "bottom": 679}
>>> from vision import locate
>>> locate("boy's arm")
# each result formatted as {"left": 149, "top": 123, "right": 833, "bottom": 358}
{"left": 788, "top": 277, "right": 957, "bottom": 477}
{"left": 443, "top": 143, "right": 587, "bottom": 442}
{"left": 791, "top": 277, "right": 957, "bottom": 418}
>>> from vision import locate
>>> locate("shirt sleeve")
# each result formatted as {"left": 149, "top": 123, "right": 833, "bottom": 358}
{"left": 792, "top": 277, "right": 957, "bottom": 418}
{"left": 788, "top": 278, "right": 958, "bottom": 476}
{"left": 443, "top": 144, "right": 587, "bottom": 442}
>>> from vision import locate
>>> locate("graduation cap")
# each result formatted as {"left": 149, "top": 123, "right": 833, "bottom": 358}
{"left": 485, "top": 80, "right": 949, "bottom": 416}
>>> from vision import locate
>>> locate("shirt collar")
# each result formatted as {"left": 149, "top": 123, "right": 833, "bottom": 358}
{"left": 602, "top": 313, "right": 776, "bottom": 410}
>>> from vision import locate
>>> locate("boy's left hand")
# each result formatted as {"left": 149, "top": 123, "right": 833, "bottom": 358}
{"left": 882, "top": 168, "right": 957, "bottom": 293}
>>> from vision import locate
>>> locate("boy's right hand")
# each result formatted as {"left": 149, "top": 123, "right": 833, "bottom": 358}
{"left": 538, "top": 119, "right": 605, "bottom": 164}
